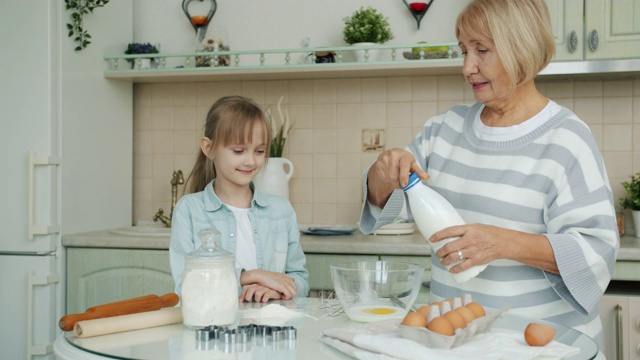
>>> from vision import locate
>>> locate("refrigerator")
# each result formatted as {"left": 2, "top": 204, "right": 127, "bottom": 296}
{"left": 0, "top": 2, "right": 62, "bottom": 359}
{"left": 0, "top": 1, "right": 133, "bottom": 359}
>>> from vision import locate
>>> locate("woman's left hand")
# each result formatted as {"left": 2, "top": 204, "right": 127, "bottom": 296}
{"left": 432, "top": 223, "right": 503, "bottom": 273}
{"left": 431, "top": 223, "right": 559, "bottom": 274}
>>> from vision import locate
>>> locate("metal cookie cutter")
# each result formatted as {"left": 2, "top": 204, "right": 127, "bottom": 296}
{"left": 194, "top": 323, "right": 298, "bottom": 353}
{"left": 196, "top": 325, "right": 227, "bottom": 350}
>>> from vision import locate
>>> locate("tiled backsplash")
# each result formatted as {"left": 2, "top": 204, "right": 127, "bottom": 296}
{"left": 133, "top": 75, "right": 640, "bottom": 229}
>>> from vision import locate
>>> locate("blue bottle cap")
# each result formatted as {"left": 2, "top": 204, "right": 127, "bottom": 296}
{"left": 403, "top": 172, "right": 421, "bottom": 191}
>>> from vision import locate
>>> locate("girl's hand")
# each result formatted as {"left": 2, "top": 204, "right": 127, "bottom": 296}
{"left": 240, "top": 269, "right": 298, "bottom": 299}
{"left": 239, "top": 284, "right": 283, "bottom": 303}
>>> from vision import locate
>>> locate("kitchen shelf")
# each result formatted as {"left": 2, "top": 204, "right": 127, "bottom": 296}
{"left": 104, "top": 43, "right": 463, "bottom": 83}
{"left": 103, "top": 43, "right": 640, "bottom": 83}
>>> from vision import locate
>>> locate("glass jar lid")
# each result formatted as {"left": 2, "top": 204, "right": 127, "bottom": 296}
{"left": 185, "top": 227, "right": 234, "bottom": 261}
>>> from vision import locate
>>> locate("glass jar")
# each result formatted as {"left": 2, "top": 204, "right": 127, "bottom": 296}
{"left": 181, "top": 227, "right": 238, "bottom": 328}
{"left": 195, "top": 26, "right": 230, "bottom": 67}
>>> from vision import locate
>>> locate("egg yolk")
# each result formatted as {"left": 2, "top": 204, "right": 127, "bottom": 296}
{"left": 361, "top": 307, "right": 397, "bottom": 315}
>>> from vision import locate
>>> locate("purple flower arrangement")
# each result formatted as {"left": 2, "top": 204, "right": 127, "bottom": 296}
{"left": 124, "top": 42, "right": 159, "bottom": 63}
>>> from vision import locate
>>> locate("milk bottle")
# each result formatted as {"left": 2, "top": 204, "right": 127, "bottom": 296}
{"left": 402, "top": 172, "right": 487, "bottom": 282}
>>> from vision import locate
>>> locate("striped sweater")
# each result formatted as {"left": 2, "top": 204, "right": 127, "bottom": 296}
{"left": 359, "top": 102, "right": 619, "bottom": 349}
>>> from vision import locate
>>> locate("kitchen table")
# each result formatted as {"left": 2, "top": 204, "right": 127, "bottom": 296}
{"left": 53, "top": 298, "right": 599, "bottom": 360}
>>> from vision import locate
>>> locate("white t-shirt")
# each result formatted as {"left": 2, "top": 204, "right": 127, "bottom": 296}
{"left": 473, "top": 100, "right": 561, "bottom": 141}
{"left": 226, "top": 205, "right": 258, "bottom": 270}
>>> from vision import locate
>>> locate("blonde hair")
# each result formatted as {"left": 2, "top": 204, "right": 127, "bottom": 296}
{"left": 184, "top": 95, "right": 271, "bottom": 194}
{"left": 456, "top": 0, "right": 555, "bottom": 89}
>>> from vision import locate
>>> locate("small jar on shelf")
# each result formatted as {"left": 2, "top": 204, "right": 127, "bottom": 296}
{"left": 195, "top": 26, "right": 230, "bottom": 67}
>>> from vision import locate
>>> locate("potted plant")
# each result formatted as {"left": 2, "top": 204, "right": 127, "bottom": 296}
{"left": 252, "top": 96, "right": 295, "bottom": 200}
{"left": 124, "top": 42, "right": 159, "bottom": 69}
{"left": 342, "top": 6, "right": 393, "bottom": 61}
{"left": 342, "top": 6, "right": 393, "bottom": 62}
{"left": 620, "top": 172, "right": 640, "bottom": 237}
{"left": 264, "top": 96, "right": 293, "bottom": 158}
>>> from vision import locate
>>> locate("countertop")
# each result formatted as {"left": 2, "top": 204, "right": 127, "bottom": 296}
{"left": 62, "top": 229, "right": 640, "bottom": 261}
{"left": 53, "top": 297, "right": 598, "bottom": 360}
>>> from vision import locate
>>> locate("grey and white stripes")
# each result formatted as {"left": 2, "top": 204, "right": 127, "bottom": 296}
{"left": 359, "top": 102, "right": 619, "bottom": 350}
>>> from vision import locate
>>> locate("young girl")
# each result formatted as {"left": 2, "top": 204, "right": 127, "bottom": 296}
{"left": 169, "top": 95, "right": 309, "bottom": 302}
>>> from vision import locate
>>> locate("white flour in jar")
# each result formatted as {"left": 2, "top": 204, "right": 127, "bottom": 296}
{"left": 181, "top": 267, "right": 238, "bottom": 327}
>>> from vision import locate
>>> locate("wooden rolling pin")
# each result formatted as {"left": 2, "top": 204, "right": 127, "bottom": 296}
{"left": 59, "top": 292, "right": 179, "bottom": 331}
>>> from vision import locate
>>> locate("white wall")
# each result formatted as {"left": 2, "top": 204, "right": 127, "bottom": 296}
{"left": 133, "top": 0, "right": 468, "bottom": 54}
{"left": 60, "top": 1, "right": 134, "bottom": 233}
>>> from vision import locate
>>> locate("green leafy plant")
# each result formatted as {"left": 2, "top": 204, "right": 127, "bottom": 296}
{"left": 620, "top": 173, "right": 640, "bottom": 211}
{"left": 342, "top": 6, "right": 394, "bottom": 45}
{"left": 65, "top": 0, "right": 110, "bottom": 51}
{"left": 265, "top": 97, "right": 293, "bottom": 158}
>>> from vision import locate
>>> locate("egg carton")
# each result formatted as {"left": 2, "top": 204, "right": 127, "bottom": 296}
{"left": 399, "top": 306, "right": 510, "bottom": 349}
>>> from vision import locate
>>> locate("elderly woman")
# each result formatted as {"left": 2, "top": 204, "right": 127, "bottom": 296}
{"left": 359, "top": 0, "right": 618, "bottom": 354}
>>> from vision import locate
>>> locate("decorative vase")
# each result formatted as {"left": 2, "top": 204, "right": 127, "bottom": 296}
{"left": 138, "top": 58, "right": 152, "bottom": 69}
{"left": 352, "top": 42, "right": 380, "bottom": 62}
{"left": 632, "top": 210, "right": 640, "bottom": 238}
{"left": 130, "top": 55, "right": 160, "bottom": 70}
{"left": 252, "top": 158, "right": 294, "bottom": 200}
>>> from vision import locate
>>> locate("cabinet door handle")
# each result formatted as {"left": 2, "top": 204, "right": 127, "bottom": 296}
{"left": 615, "top": 304, "right": 623, "bottom": 360}
{"left": 589, "top": 30, "right": 599, "bottom": 52}
{"left": 27, "top": 272, "right": 59, "bottom": 358}
{"left": 28, "top": 151, "right": 61, "bottom": 240}
{"left": 568, "top": 31, "right": 578, "bottom": 53}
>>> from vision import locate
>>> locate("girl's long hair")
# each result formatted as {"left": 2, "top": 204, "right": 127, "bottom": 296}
{"left": 184, "top": 95, "right": 271, "bottom": 194}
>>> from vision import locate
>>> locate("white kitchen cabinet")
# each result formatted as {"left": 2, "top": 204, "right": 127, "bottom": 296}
{"left": 547, "top": 0, "right": 640, "bottom": 61}
{"left": 598, "top": 282, "right": 640, "bottom": 360}
{"left": 66, "top": 248, "right": 174, "bottom": 315}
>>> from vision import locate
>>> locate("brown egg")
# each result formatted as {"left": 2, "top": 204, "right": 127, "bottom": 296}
{"left": 401, "top": 311, "right": 427, "bottom": 328}
{"left": 427, "top": 316, "right": 455, "bottom": 336}
{"left": 416, "top": 305, "right": 430, "bottom": 320}
{"left": 443, "top": 310, "right": 467, "bottom": 329}
{"left": 465, "top": 302, "right": 486, "bottom": 318}
{"left": 524, "top": 323, "right": 556, "bottom": 346}
{"left": 454, "top": 306, "right": 476, "bottom": 325}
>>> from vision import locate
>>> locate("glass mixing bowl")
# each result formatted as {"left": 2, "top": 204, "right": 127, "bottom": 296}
{"left": 330, "top": 261, "right": 425, "bottom": 322}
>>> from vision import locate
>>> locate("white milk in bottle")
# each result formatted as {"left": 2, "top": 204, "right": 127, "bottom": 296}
{"left": 402, "top": 172, "right": 487, "bottom": 282}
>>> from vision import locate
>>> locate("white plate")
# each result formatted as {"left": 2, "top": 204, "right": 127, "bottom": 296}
{"left": 299, "top": 224, "right": 358, "bottom": 236}
{"left": 373, "top": 222, "right": 415, "bottom": 235}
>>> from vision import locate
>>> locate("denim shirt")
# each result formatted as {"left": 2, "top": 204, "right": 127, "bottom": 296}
{"left": 169, "top": 180, "right": 309, "bottom": 298}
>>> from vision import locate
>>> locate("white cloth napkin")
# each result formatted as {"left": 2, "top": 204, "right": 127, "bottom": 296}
{"left": 320, "top": 320, "right": 581, "bottom": 360}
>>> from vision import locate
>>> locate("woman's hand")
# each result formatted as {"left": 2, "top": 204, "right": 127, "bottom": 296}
{"left": 432, "top": 223, "right": 559, "bottom": 274}
{"left": 367, "top": 148, "right": 429, "bottom": 207}
{"left": 240, "top": 269, "right": 298, "bottom": 299}
{"left": 239, "top": 284, "right": 283, "bottom": 303}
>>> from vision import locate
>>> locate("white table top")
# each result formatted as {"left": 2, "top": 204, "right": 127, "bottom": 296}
{"left": 55, "top": 298, "right": 351, "bottom": 360}
{"left": 54, "top": 298, "right": 598, "bottom": 360}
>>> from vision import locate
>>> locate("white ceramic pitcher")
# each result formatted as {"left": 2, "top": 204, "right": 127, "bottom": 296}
{"left": 253, "top": 157, "right": 294, "bottom": 200}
